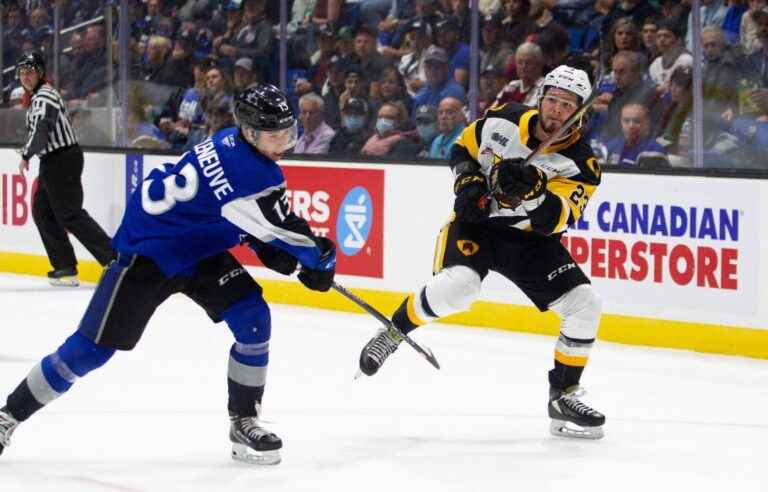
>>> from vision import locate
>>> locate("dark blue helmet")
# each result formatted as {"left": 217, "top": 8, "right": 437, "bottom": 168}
{"left": 234, "top": 84, "right": 295, "bottom": 132}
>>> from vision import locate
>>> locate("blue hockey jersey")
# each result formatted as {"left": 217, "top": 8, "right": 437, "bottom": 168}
{"left": 113, "top": 127, "right": 325, "bottom": 276}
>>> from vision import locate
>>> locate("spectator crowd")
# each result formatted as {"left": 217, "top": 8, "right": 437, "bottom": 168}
{"left": 2, "top": 0, "right": 768, "bottom": 169}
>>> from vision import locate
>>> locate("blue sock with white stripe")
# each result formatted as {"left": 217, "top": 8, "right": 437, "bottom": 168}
{"left": 6, "top": 333, "right": 115, "bottom": 421}
{"left": 223, "top": 292, "right": 272, "bottom": 417}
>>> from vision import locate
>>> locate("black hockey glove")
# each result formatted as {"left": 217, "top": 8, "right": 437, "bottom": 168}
{"left": 298, "top": 237, "right": 336, "bottom": 292}
{"left": 253, "top": 241, "right": 298, "bottom": 276}
{"left": 490, "top": 158, "right": 548, "bottom": 202}
{"left": 453, "top": 171, "right": 490, "bottom": 222}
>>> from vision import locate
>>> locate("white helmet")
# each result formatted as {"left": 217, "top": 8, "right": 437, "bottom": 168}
{"left": 537, "top": 65, "right": 592, "bottom": 105}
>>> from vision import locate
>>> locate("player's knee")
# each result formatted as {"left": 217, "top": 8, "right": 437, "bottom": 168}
{"left": 56, "top": 332, "right": 116, "bottom": 377}
{"left": 223, "top": 291, "right": 271, "bottom": 344}
{"left": 425, "top": 265, "right": 482, "bottom": 316}
{"left": 549, "top": 284, "right": 601, "bottom": 339}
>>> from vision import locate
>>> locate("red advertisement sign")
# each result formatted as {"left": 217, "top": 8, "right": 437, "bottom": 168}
{"left": 232, "top": 165, "right": 385, "bottom": 278}
{"left": 0, "top": 173, "right": 38, "bottom": 227}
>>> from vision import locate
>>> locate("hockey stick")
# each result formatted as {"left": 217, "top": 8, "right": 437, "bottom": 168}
{"left": 331, "top": 282, "right": 441, "bottom": 370}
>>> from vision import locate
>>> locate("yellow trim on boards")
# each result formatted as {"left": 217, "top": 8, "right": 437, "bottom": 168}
{"left": 0, "top": 252, "right": 104, "bottom": 283}
{"left": 2, "top": 251, "right": 767, "bottom": 360}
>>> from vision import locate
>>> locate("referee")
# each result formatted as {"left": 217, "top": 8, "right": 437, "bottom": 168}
{"left": 17, "top": 52, "right": 114, "bottom": 286}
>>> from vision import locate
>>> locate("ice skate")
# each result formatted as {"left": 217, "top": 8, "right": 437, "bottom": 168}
{"left": 0, "top": 407, "right": 20, "bottom": 456}
{"left": 358, "top": 326, "right": 403, "bottom": 376}
{"left": 47, "top": 268, "right": 79, "bottom": 287}
{"left": 229, "top": 412, "right": 282, "bottom": 465}
{"left": 548, "top": 386, "right": 605, "bottom": 439}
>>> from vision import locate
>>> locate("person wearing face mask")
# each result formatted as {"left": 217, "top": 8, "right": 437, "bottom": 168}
{"left": 329, "top": 97, "right": 372, "bottom": 155}
{"left": 361, "top": 102, "right": 413, "bottom": 157}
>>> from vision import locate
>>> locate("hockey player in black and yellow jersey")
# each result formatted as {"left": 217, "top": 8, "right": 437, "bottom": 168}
{"left": 358, "top": 65, "right": 606, "bottom": 439}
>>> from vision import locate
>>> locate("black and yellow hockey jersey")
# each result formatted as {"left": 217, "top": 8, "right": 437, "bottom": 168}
{"left": 450, "top": 103, "right": 601, "bottom": 236}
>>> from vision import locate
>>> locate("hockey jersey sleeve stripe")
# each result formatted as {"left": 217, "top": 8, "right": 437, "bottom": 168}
{"left": 244, "top": 183, "right": 285, "bottom": 201}
{"left": 455, "top": 119, "right": 482, "bottom": 161}
{"left": 518, "top": 109, "right": 536, "bottom": 146}
{"left": 221, "top": 197, "right": 316, "bottom": 248}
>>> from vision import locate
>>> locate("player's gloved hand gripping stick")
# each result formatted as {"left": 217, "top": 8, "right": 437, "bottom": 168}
{"left": 480, "top": 66, "right": 603, "bottom": 210}
{"left": 331, "top": 282, "right": 441, "bottom": 371}
{"left": 297, "top": 237, "right": 336, "bottom": 292}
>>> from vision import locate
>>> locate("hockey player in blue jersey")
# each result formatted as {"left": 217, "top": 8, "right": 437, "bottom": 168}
{"left": 0, "top": 84, "right": 336, "bottom": 465}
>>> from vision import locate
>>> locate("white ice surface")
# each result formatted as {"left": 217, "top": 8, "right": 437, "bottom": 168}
{"left": 0, "top": 273, "right": 766, "bottom": 492}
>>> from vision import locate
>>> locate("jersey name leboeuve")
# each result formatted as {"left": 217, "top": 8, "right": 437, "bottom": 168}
{"left": 194, "top": 139, "right": 233, "bottom": 200}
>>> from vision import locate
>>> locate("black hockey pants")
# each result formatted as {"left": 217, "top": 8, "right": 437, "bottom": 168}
{"left": 31, "top": 145, "right": 115, "bottom": 269}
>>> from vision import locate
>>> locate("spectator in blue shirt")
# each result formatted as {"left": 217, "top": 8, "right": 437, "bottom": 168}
{"left": 435, "top": 16, "right": 471, "bottom": 87}
{"left": 412, "top": 46, "right": 466, "bottom": 116}
{"left": 429, "top": 96, "right": 466, "bottom": 160}
{"left": 605, "top": 102, "right": 668, "bottom": 168}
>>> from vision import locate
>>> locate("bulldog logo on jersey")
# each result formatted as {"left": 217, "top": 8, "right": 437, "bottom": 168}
{"left": 457, "top": 240, "right": 480, "bottom": 256}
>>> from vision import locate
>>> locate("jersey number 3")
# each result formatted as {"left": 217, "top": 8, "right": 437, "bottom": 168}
{"left": 141, "top": 163, "right": 199, "bottom": 215}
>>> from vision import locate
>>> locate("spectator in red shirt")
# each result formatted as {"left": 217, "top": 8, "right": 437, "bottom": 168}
{"left": 494, "top": 42, "right": 545, "bottom": 107}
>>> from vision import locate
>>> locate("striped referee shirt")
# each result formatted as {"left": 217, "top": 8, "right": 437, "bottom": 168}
{"left": 21, "top": 83, "right": 77, "bottom": 160}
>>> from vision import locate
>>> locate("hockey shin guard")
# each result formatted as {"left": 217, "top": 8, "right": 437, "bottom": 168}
{"left": 547, "top": 285, "right": 602, "bottom": 389}
{"left": 6, "top": 332, "right": 115, "bottom": 421}
{"left": 223, "top": 292, "right": 271, "bottom": 417}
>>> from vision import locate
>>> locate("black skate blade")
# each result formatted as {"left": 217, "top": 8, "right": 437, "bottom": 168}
{"left": 550, "top": 419, "right": 604, "bottom": 440}
{"left": 231, "top": 443, "right": 281, "bottom": 465}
